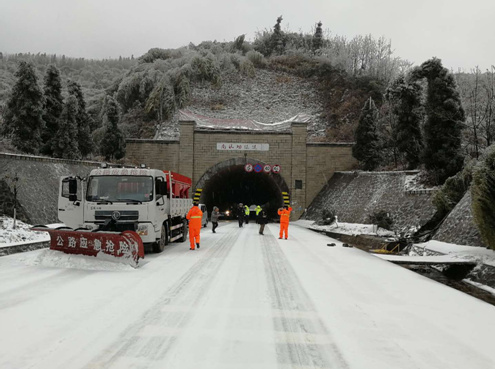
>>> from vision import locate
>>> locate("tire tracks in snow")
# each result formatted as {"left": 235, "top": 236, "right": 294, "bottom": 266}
{"left": 81, "top": 226, "right": 241, "bottom": 369}
{"left": 260, "top": 230, "right": 349, "bottom": 369}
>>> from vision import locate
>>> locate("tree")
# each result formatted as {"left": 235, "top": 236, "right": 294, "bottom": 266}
{"left": 312, "top": 21, "right": 323, "bottom": 53}
{"left": 385, "top": 74, "right": 423, "bottom": 169}
{"left": 471, "top": 144, "right": 495, "bottom": 249}
{"left": 411, "top": 58, "right": 465, "bottom": 185}
{"left": 271, "top": 16, "right": 285, "bottom": 55}
{"left": 3, "top": 61, "right": 45, "bottom": 154}
{"left": 41, "top": 65, "right": 63, "bottom": 155}
{"left": 100, "top": 96, "right": 126, "bottom": 160}
{"left": 68, "top": 80, "right": 93, "bottom": 157}
{"left": 52, "top": 95, "right": 81, "bottom": 159}
{"left": 352, "top": 97, "right": 382, "bottom": 170}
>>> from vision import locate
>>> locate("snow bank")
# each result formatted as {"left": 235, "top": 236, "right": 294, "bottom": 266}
{"left": 0, "top": 216, "right": 49, "bottom": 247}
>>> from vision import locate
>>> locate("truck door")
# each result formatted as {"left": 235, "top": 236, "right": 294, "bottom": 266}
{"left": 58, "top": 176, "right": 84, "bottom": 228}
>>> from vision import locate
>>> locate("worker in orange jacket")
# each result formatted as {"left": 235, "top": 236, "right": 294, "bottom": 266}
{"left": 278, "top": 205, "right": 293, "bottom": 239}
{"left": 186, "top": 202, "right": 203, "bottom": 250}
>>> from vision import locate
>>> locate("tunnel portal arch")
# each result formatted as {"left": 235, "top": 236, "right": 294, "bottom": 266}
{"left": 195, "top": 157, "right": 289, "bottom": 219}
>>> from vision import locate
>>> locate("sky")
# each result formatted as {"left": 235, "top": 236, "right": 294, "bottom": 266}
{"left": 0, "top": 0, "right": 494, "bottom": 72}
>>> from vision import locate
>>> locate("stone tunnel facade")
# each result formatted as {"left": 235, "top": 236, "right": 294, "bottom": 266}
{"left": 126, "top": 120, "right": 357, "bottom": 219}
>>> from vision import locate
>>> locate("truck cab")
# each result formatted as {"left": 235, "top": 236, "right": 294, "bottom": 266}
{"left": 58, "top": 167, "right": 192, "bottom": 253}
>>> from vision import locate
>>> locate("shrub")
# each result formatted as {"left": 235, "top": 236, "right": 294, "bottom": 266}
{"left": 318, "top": 209, "right": 336, "bottom": 225}
{"left": 246, "top": 50, "right": 266, "bottom": 68}
{"left": 368, "top": 210, "right": 394, "bottom": 230}
{"left": 471, "top": 145, "right": 495, "bottom": 249}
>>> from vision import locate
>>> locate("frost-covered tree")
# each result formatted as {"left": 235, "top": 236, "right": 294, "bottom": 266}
{"left": 471, "top": 144, "right": 495, "bottom": 249}
{"left": 3, "top": 61, "right": 45, "bottom": 154}
{"left": 353, "top": 97, "right": 382, "bottom": 170}
{"left": 271, "top": 16, "right": 285, "bottom": 55}
{"left": 385, "top": 75, "right": 423, "bottom": 169}
{"left": 41, "top": 65, "right": 63, "bottom": 155}
{"left": 100, "top": 96, "right": 126, "bottom": 160}
{"left": 411, "top": 58, "right": 465, "bottom": 184}
{"left": 68, "top": 80, "right": 93, "bottom": 157}
{"left": 52, "top": 95, "right": 81, "bottom": 159}
{"left": 312, "top": 21, "right": 323, "bottom": 52}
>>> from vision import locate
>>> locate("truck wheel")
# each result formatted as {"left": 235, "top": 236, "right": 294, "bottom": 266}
{"left": 180, "top": 219, "right": 188, "bottom": 242}
{"left": 153, "top": 223, "right": 169, "bottom": 253}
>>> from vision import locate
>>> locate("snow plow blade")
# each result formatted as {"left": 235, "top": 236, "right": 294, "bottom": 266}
{"left": 31, "top": 226, "right": 145, "bottom": 268}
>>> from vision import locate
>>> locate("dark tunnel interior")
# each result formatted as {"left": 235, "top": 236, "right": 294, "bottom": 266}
{"left": 200, "top": 165, "right": 287, "bottom": 219}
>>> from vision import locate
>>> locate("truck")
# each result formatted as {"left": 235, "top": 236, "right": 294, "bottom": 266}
{"left": 33, "top": 166, "right": 192, "bottom": 267}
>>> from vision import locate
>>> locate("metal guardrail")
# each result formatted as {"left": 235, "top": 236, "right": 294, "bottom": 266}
{"left": 0, "top": 240, "right": 49, "bottom": 257}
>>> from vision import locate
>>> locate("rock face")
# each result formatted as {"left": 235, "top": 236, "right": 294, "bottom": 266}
{"left": 0, "top": 154, "right": 99, "bottom": 224}
{"left": 434, "top": 191, "right": 485, "bottom": 247}
{"left": 155, "top": 69, "right": 326, "bottom": 140}
{"left": 304, "top": 171, "right": 437, "bottom": 231}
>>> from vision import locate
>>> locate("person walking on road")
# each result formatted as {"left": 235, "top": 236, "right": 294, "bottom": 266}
{"left": 278, "top": 205, "right": 293, "bottom": 239}
{"left": 186, "top": 202, "right": 203, "bottom": 250}
{"left": 255, "top": 205, "right": 262, "bottom": 223}
{"left": 244, "top": 204, "right": 250, "bottom": 224}
{"left": 236, "top": 203, "right": 244, "bottom": 228}
{"left": 258, "top": 209, "right": 268, "bottom": 235}
{"left": 211, "top": 206, "right": 220, "bottom": 233}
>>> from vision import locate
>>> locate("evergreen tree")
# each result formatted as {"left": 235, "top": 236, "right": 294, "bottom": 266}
{"left": 312, "top": 21, "right": 323, "bottom": 52}
{"left": 411, "top": 58, "right": 465, "bottom": 184}
{"left": 100, "top": 96, "right": 126, "bottom": 160}
{"left": 385, "top": 75, "right": 423, "bottom": 169}
{"left": 3, "top": 61, "right": 45, "bottom": 154}
{"left": 41, "top": 65, "right": 63, "bottom": 155}
{"left": 52, "top": 96, "right": 81, "bottom": 159}
{"left": 271, "top": 16, "right": 285, "bottom": 55}
{"left": 471, "top": 145, "right": 495, "bottom": 249}
{"left": 352, "top": 97, "right": 382, "bottom": 170}
{"left": 68, "top": 80, "right": 93, "bottom": 157}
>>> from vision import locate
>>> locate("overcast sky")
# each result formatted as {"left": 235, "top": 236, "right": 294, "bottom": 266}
{"left": 1, "top": 0, "right": 493, "bottom": 72}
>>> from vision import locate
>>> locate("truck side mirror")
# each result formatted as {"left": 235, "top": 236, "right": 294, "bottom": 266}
{"left": 156, "top": 181, "right": 167, "bottom": 196}
{"left": 62, "top": 177, "right": 78, "bottom": 202}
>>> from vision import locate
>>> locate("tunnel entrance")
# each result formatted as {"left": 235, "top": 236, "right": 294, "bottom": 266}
{"left": 196, "top": 159, "right": 288, "bottom": 220}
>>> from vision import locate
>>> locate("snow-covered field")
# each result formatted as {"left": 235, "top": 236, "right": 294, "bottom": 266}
{"left": 0, "top": 220, "right": 494, "bottom": 369}
{"left": 0, "top": 216, "right": 50, "bottom": 246}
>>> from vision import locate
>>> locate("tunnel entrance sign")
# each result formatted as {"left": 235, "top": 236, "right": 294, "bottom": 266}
{"left": 244, "top": 164, "right": 253, "bottom": 172}
{"left": 272, "top": 165, "right": 281, "bottom": 173}
{"left": 254, "top": 164, "right": 263, "bottom": 173}
{"left": 263, "top": 164, "right": 271, "bottom": 173}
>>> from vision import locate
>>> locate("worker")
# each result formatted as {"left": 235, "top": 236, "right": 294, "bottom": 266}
{"left": 277, "top": 205, "right": 293, "bottom": 240}
{"left": 258, "top": 209, "right": 268, "bottom": 235}
{"left": 211, "top": 206, "right": 220, "bottom": 233}
{"left": 244, "top": 204, "right": 250, "bottom": 224}
{"left": 236, "top": 203, "right": 244, "bottom": 228}
{"left": 186, "top": 202, "right": 203, "bottom": 250}
{"left": 255, "top": 205, "right": 262, "bottom": 223}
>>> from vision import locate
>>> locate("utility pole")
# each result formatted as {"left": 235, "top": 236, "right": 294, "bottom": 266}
{"left": 13, "top": 174, "right": 19, "bottom": 229}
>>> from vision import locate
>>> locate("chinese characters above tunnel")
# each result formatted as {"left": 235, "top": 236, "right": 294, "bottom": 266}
{"left": 217, "top": 143, "right": 269, "bottom": 151}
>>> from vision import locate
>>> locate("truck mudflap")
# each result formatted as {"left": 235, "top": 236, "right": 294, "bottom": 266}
{"left": 31, "top": 226, "right": 145, "bottom": 268}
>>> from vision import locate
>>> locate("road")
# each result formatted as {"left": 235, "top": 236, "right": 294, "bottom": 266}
{"left": 1, "top": 221, "right": 494, "bottom": 369}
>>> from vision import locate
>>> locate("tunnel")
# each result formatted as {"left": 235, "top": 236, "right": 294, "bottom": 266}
{"left": 197, "top": 161, "right": 288, "bottom": 220}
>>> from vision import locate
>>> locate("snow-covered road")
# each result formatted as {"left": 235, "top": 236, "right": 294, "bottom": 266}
{"left": 1, "top": 222, "right": 494, "bottom": 369}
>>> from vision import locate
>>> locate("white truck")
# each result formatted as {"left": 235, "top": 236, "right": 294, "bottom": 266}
{"left": 57, "top": 166, "right": 192, "bottom": 254}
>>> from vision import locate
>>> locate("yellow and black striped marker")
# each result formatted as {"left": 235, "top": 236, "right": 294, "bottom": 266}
{"left": 282, "top": 191, "right": 290, "bottom": 206}
{"left": 193, "top": 188, "right": 202, "bottom": 203}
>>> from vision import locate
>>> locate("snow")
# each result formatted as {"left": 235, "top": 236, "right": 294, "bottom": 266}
{"left": 0, "top": 216, "right": 50, "bottom": 247}
{"left": 1, "top": 218, "right": 495, "bottom": 368}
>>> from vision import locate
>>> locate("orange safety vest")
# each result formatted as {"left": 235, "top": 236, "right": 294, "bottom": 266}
{"left": 186, "top": 206, "right": 203, "bottom": 229}
{"left": 278, "top": 207, "right": 292, "bottom": 224}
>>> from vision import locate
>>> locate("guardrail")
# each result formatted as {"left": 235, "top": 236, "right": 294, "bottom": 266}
{"left": 0, "top": 240, "right": 49, "bottom": 257}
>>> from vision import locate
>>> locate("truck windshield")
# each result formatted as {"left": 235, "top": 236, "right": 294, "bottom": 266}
{"left": 86, "top": 176, "right": 153, "bottom": 203}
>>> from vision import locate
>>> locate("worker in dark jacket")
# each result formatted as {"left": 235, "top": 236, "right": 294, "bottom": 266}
{"left": 258, "top": 209, "right": 268, "bottom": 235}
{"left": 236, "top": 203, "right": 244, "bottom": 228}
{"left": 211, "top": 206, "right": 220, "bottom": 233}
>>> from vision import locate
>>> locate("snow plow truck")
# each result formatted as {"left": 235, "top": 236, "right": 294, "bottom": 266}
{"left": 32, "top": 166, "right": 192, "bottom": 267}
